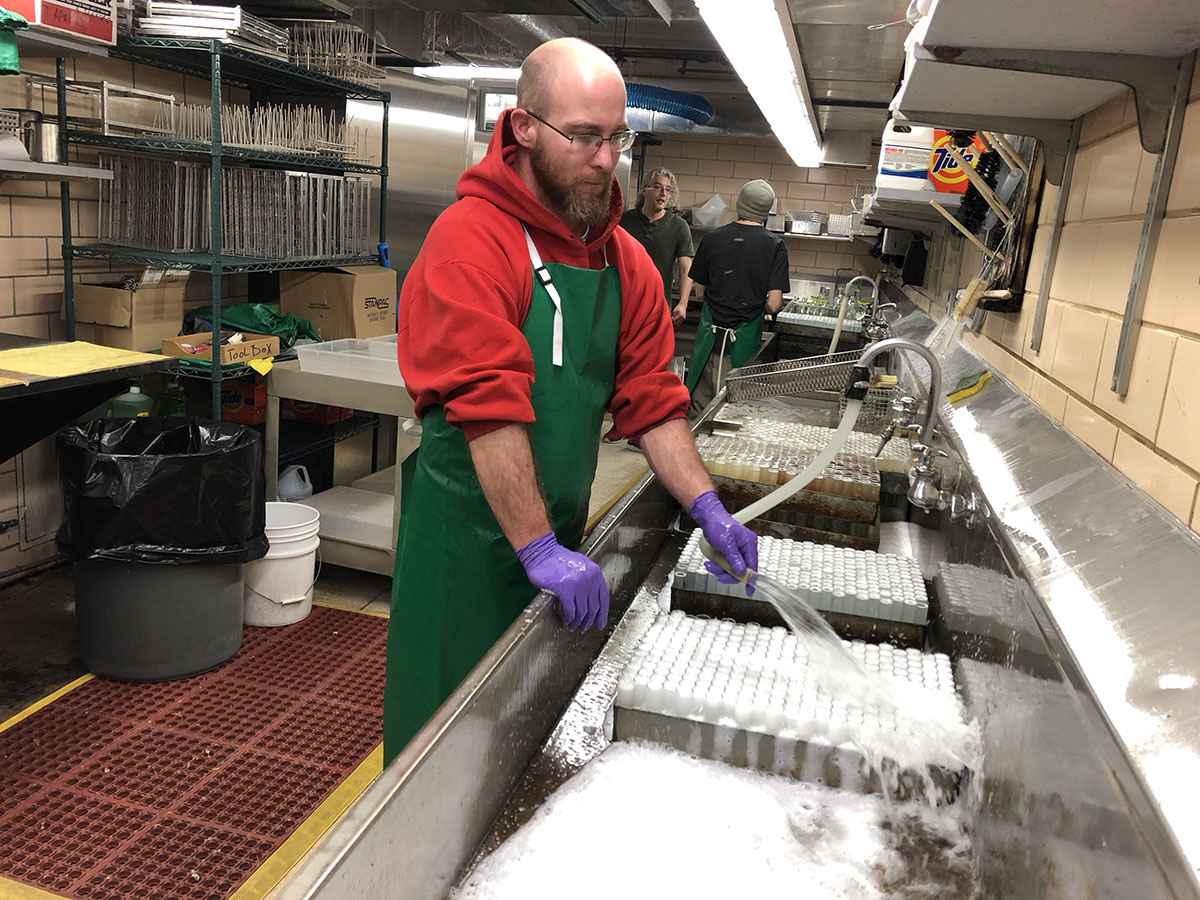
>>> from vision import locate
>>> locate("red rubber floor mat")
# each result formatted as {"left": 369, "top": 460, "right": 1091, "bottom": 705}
{"left": 0, "top": 605, "right": 386, "bottom": 900}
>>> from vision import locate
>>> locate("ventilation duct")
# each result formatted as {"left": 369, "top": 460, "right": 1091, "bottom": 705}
{"left": 626, "top": 82, "right": 714, "bottom": 126}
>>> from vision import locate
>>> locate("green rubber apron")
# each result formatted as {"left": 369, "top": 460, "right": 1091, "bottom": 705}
{"left": 684, "top": 304, "right": 764, "bottom": 394}
{"left": 383, "top": 227, "right": 621, "bottom": 763}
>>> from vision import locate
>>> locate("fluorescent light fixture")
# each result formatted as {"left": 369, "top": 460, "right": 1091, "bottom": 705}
{"left": 414, "top": 65, "right": 522, "bottom": 81}
{"left": 694, "top": 0, "right": 823, "bottom": 167}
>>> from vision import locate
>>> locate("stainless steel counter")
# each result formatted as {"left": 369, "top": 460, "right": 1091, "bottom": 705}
{"left": 888, "top": 307, "right": 1200, "bottom": 895}
{"left": 268, "top": 300, "right": 1200, "bottom": 899}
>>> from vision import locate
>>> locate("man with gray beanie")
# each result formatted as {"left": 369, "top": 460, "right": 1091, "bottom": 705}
{"left": 685, "top": 179, "right": 789, "bottom": 418}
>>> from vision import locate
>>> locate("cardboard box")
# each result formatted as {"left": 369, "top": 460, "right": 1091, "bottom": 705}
{"left": 220, "top": 376, "right": 267, "bottom": 425}
{"left": 70, "top": 275, "right": 188, "bottom": 352}
{"left": 163, "top": 332, "right": 280, "bottom": 366}
{"left": 278, "top": 266, "right": 397, "bottom": 341}
{"left": 5, "top": 0, "right": 116, "bottom": 45}
{"left": 282, "top": 399, "right": 354, "bottom": 425}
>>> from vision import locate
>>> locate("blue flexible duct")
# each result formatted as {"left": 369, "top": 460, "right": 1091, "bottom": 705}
{"left": 626, "top": 82, "right": 714, "bottom": 126}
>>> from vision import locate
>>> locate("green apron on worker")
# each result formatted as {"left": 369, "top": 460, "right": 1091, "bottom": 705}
{"left": 684, "top": 304, "right": 764, "bottom": 393}
{"left": 383, "top": 227, "right": 621, "bottom": 763}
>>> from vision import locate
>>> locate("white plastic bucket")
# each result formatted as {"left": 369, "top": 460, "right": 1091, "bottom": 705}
{"left": 244, "top": 502, "right": 320, "bottom": 626}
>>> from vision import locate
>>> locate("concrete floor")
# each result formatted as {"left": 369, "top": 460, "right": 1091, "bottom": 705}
{"left": 0, "top": 436, "right": 652, "bottom": 723}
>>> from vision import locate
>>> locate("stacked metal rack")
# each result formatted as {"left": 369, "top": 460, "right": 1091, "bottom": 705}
{"left": 57, "top": 37, "right": 391, "bottom": 418}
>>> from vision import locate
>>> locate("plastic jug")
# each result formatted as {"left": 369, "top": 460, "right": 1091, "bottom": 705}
{"left": 109, "top": 385, "right": 153, "bottom": 418}
{"left": 877, "top": 121, "right": 934, "bottom": 191}
{"left": 158, "top": 377, "right": 188, "bottom": 417}
{"left": 277, "top": 464, "right": 313, "bottom": 502}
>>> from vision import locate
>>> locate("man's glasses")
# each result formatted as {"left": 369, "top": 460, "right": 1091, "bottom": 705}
{"left": 524, "top": 109, "right": 637, "bottom": 154}
{"left": 648, "top": 184, "right": 675, "bottom": 195}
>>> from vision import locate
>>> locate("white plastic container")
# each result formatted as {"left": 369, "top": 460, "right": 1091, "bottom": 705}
{"left": 244, "top": 502, "right": 320, "bottom": 627}
{"left": 277, "top": 464, "right": 313, "bottom": 502}
{"left": 296, "top": 334, "right": 403, "bottom": 385}
{"left": 307, "top": 486, "right": 393, "bottom": 549}
{"left": 877, "top": 121, "right": 934, "bottom": 190}
{"left": 351, "top": 464, "right": 397, "bottom": 496}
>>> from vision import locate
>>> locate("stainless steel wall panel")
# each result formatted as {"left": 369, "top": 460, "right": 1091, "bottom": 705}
{"left": 351, "top": 71, "right": 473, "bottom": 281}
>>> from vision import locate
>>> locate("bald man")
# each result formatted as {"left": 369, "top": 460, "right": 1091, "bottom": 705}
{"left": 385, "top": 38, "right": 758, "bottom": 761}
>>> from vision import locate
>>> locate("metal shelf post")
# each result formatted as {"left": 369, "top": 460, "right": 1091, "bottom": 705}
{"left": 57, "top": 58, "right": 75, "bottom": 342}
{"left": 210, "top": 43, "right": 224, "bottom": 419}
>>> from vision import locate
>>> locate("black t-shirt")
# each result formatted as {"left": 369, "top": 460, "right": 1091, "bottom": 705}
{"left": 690, "top": 223, "right": 790, "bottom": 327}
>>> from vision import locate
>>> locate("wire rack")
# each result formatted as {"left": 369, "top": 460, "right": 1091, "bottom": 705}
{"left": 840, "top": 385, "right": 901, "bottom": 431}
{"left": 724, "top": 350, "right": 862, "bottom": 402}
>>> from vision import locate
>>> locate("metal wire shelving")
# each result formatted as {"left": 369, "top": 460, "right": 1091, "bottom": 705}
{"left": 56, "top": 37, "right": 392, "bottom": 419}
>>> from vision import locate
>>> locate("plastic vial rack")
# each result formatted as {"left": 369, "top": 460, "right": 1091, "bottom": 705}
{"left": 777, "top": 307, "right": 864, "bottom": 334}
{"left": 933, "top": 562, "right": 1054, "bottom": 678}
{"left": 718, "top": 402, "right": 913, "bottom": 473}
{"left": 694, "top": 434, "right": 881, "bottom": 500}
{"left": 613, "top": 611, "right": 968, "bottom": 802}
{"left": 675, "top": 529, "right": 928, "bottom": 626}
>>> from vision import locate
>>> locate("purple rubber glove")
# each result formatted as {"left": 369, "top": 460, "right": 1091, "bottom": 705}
{"left": 689, "top": 490, "right": 759, "bottom": 597}
{"left": 516, "top": 532, "right": 609, "bottom": 631}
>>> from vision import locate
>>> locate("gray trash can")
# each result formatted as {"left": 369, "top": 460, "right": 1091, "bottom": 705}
{"left": 58, "top": 418, "right": 268, "bottom": 681}
{"left": 75, "top": 560, "right": 245, "bottom": 681}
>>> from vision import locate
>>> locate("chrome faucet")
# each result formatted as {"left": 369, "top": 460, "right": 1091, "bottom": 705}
{"left": 844, "top": 274, "right": 879, "bottom": 310}
{"left": 843, "top": 337, "right": 980, "bottom": 523}
{"left": 843, "top": 274, "right": 895, "bottom": 344}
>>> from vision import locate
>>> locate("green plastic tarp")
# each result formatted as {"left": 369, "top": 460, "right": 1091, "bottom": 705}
{"left": 0, "top": 8, "right": 30, "bottom": 76}
{"left": 182, "top": 302, "right": 321, "bottom": 349}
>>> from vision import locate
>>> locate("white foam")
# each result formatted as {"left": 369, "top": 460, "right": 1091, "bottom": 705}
{"left": 453, "top": 742, "right": 971, "bottom": 900}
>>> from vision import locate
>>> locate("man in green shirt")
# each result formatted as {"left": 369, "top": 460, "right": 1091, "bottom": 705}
{"left": 620, "top": 167, "right": 695, "bottom": 323}
{"left": 606, "top": 167, "right": 697, "bottom": 446}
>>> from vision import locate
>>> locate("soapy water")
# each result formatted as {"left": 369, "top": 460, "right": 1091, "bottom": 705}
{"left": 753, "top": 570, "right": 900, "bottom": 710}
{"left": 452, "top": 741, "right": 976, "bottom": 900}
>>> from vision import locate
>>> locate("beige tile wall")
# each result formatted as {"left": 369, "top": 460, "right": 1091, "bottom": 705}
{"left": 631, "top": 135, "right": 883, "bottom": 280}
{"left": 915, "top": 87, "right": 1200, "bottom": 535}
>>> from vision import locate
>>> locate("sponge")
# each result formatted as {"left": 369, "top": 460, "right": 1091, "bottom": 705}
{"left": 947, "top": 370, "right": 991, "bottom": 403}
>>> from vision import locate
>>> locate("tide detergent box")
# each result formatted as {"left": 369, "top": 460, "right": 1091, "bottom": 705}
{"left": 929, "top": 131, "right": 986, "bottom": 194}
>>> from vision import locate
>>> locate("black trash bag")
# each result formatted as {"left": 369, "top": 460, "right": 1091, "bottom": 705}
{"left": 57, "top": 418, "right": 269, "bottom": 565}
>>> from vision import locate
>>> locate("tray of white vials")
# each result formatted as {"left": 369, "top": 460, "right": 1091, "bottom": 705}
{"left": 613, "top": 611, "right": 974, "bottom": 805}
{"left": 296, "top": 334, "right": 403, "bottom": 385}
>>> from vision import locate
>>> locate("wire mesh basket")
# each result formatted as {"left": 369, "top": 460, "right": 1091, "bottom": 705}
{"left": 851, "top": 180, "right": 874, "bottom": 213}
{"left": 724, "top": 350, "right": 862, "bottom": 402}
{"left": 840, "top": 385, "right": 902, "bottom": 431}
{"left": 0, "top": 109, "right": 20, "bottom": 140}
{"left": 827, "top": 213, "right": 853, "bottom": 236}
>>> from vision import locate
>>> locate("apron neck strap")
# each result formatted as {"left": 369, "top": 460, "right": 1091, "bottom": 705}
{"left": 521, "top": 225, "right": 610, "bottom": 369}
{"left": 523, "top": 226, "right": 564, "bottom": 368}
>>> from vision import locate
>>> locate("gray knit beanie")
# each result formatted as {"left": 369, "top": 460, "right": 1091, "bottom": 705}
{"left": 736, "top": 179, "right": 775, "bottom": 223}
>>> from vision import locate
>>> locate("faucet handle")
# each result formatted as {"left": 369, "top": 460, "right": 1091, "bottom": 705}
{"left": 945, "top": 489, "right": 985, "bottom": 529}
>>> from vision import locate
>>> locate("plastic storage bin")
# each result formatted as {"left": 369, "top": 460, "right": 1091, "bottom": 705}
{"left": 307, "top": 486, "right": 394, "bottom": 549}
{"left": 351, "top": 465, "right": 398, "bottom": 496}
{"left": 296, "top": 334, "right": 403, "bottom": 385}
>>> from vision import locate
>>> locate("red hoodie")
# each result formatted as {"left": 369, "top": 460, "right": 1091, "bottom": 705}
{"left": 396, "top": 108, "right": 689, "bottom": 442}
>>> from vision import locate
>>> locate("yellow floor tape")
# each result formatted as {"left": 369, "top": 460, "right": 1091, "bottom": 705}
{"left": 0, "top": 674, "right": 95, "bottom": 734}
{"left": 229, "top": 746, "right": 384, "bottom": 900}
